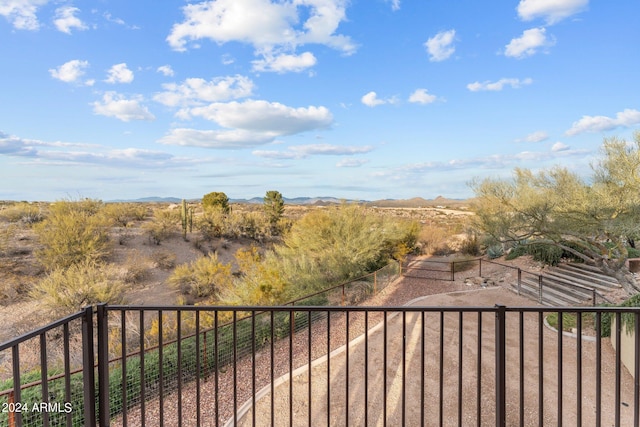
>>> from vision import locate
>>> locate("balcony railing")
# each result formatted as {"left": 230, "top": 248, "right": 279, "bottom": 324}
{"left": 2, "top": 301, "right": 640, "bottom": 426}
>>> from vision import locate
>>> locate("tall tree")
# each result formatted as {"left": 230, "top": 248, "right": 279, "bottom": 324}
{"left": 472, "top": 133, "right": 640, "bottom": 294}
{"left": 202, "top": 191, "right": 230, "bottom": 214}
{"left": 263, "top": 190, "right": 285, "bottom": 225}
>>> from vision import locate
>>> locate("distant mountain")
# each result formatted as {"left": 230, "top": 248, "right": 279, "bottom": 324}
{"left": 108, "top": 195, "right": 471, "bottom": 207}
{"left": 366, "top": 196, "right": 469, "bottom": 208}
{"left": 107, "top": 197, "right": 183, "bottom": 203}
{"left": 230, "top": 196, "right": 358, "bottom": 205}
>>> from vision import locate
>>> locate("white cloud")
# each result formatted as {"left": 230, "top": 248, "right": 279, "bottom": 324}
{"left": 387, "top": 0, "right": 401, "bottom": 11}
{"left": 252, "top": 51, "right": 317, "bottom": 73}
{"left": 361, "top": 92, "right": 384, "bottom": 107}
{"left": 0, "top": 132, "right": 199, "bottom": 169}
{"left": 166, "top": 0, "right": 356, "bottom": 71}
{"left": 158, "top": 128, "right": 276, "bottom": 149}
{"left": 53, "top": 6, "right": 87, "bottom": 34}
{"left": 105, "top": 63, "right": 134, "bottom": 84}
{"left": 188, "top": 100, "right": 333, "bottom": 135}
{"left": 337, "top": 158, "right": 368, "bottom": 167}
{"left": 424, "top": 29, "right": 456, "bottom": 62}
{"left": 154, "top": 75, "right": 254, "bottom": 107}
{"left": 361, "top": 91, "right": 398, "bottom": 107}
{"left": 49, "top": 59, "right": 90, "bottom": 83}
{"left": 517, "top": 0, "right": 588, "bottom": 25}
{"left": 467, "top": 78, "right": 533, "bottom": 92}
{"left": 516, "top": 131, "right": 549, "bottom": 143}
{"left": 551, "top": 142, "right": 570, "bottom": 152}
{"left": 92, "top": 92, "right": 155, "bottom": 122}
{"left": 157, "top": 65, "right": 175, "bottom": 77}
{"left": 408, "top": 89, "right": 437, "bottom": 105}
{"left": 0, "top": 0, "right": 48, "bottom": 30}
{"left": 504, "top": 27, "right": 554, "bottom": 59}
{"left": 253, "top": 143, "right": 373, "bottom": 159}
{"left": 565, "top": 109, "right": 640, "bottom": 136}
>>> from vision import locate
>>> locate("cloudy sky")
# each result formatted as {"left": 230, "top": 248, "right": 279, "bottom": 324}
{"left": 1, "top": 0, "right": 638, "bottom": 201}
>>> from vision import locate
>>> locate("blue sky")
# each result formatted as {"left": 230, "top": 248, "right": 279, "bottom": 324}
{"left": 1, "top": 0, "right": 638, "bottom": 202}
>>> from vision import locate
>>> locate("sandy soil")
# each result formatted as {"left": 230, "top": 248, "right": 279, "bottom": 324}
{"left": 231, "top": 287, "right": 636, "bottom": 427}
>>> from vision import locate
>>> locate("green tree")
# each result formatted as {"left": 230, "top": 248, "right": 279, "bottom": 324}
{"left": 263, "top": 190, "right": 285, "bottom": 227}
{"left": 202, "top": 191, "right": 230, "bottom": 214}
{"left": 471, "top": 133, "right": 640, "bottom": 294}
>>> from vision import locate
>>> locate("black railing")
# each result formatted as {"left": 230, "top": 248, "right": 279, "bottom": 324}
{"left": 3, "top": 302, "right": 640, "bottom": 426}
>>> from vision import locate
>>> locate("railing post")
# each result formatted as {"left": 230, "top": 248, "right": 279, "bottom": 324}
{"left": 517, "top": 269, "right": 522, "bottom": 296}
{"left": 374, "top": 271, "right": 378, "bottom": 295}
{"left": 495, "top": 305, "right": 506, "bottom": 427}
{"left": 450, "top": 261, "right": 455, "bottom": 281}
{"left": 81, "top": 305, "right": 96, "bottom": 427}
{"left": 479, "top": 258, "right": 482, "bottom": 277}
{"left": 538, "top": 275, "right": 543, "bottom": 304}
{"left": 96, "top": 303, "right": 110, "bottom": 427}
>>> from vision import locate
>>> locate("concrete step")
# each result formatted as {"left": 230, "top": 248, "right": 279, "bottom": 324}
{"left": 513, "top": 278, "right": 590, "bottom": 306}
{"left": 513, "top": 280, "right": 580, "bottom": 306}
{"left": 542, "top": 269, "right": 618, "bottom": 293}
{"left": 555, "top": 263, "right": 620, "bottom": 287}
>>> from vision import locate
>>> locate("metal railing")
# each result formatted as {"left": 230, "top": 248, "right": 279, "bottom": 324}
{"left": 402, "top": 257, "right": 612, "bottom": 306}
{"left": 3, "top": 303, "right": 640, "bottom": 426}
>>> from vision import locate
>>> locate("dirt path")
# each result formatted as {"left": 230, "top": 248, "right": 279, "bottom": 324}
{"left": 232, "top": 288, "right": 636, "bottom": 426}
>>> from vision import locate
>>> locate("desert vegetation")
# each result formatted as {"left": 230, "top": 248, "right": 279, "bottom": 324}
{"left": 472, "top": 132, "right": 640, "bottom": 295}
{"left": 1, "top": 190, "right": 472, "bottom": 336}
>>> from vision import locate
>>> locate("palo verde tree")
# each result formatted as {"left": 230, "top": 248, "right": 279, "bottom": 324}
{"left": 202, "top": 191, "right": 230, "bottom": 214}
{"left": 471, "top": 133, "right": 640, "bottom": 294}
{"left": 263, "top": 190, "right": 285, "bottom": 225}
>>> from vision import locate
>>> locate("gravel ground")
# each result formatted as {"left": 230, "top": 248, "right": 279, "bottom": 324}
{"left": 110, "top": 258, "right": 635, "bottom": 426}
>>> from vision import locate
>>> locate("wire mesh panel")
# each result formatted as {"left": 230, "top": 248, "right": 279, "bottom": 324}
{"left": 0, "top": 308, "right": 95, "bottom": 427}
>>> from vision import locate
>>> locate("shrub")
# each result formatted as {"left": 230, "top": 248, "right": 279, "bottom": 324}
{"left": 0, "top": 202, "right": 45, "bottom": 224}
{"left": 102, "top": 203, "right": 148, "bottom": 226}
{"left": 196, "top": 208, "right": 225, "bottom": 240}
{"left": 168, "top": 253, "right": 233, "bottom": 300}
{"left": 527, "top": 241, "right": 563, "bottom": 266}
{"left": 460, "top": 232, "right": 481, "bottom": 256}
{"left": 30, "top": 261, "right": 126, "bottom": 316}
{"left": 418, "top": 225, "right": 449, "bottom": 255}
{"left": 273, "top": 204, "right": 416, "bottom": 298}
{"left": 223, "top": 247, "right": 288, "bottom": 305}
{"left": 150, "top": 249, "right": 176, "bottom": 270}
{"left": 142, "top": 209, "right": 179, "bottom": 244}
{"left": 202, "top": 191, "right": 230, "bottom": 214}
{"left": 122, "top": 250, "right": 150, "bottom": 283}
{"left": 34, "top": 199, "right": 111, "bottom": 270}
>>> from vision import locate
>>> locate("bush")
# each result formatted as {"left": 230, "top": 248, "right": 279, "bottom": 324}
{"left": 418, "top": 225, "right": 450, "bottom": 255}
{"left": 460, "top": 232, "right": 481, "bottom": 256}
{"left": 30, "top": 261, "right": 126, "bottom": 316}
{"left": 168, "top": 253, "right": 233, "bottom": 300}
{"left": 0, "top": 202, "right": 45, "bottom": 224}
{"left": 150, "top": 249, "right": 176, "bottom": 270}
{"left": 34, "top": 199, "right": 111, "bottom": 270}
{"left": 273, "top": 204, "right": 416, "bottom": 298}
{"left": 527, "top": 241, "right": 563, "bottom": 266}
{"left": 102, "top": 203, "right": 148, "bottom": 226}
{"left": 142, "top": 209, "right": 179, "bottom": 244}
{"left": 202, "top": 191, "right": 230, "bottom": 214}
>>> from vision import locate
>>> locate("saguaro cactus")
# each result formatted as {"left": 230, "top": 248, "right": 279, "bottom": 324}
{"left": 181, "top": 199, "right": 193, "bottom": 240}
